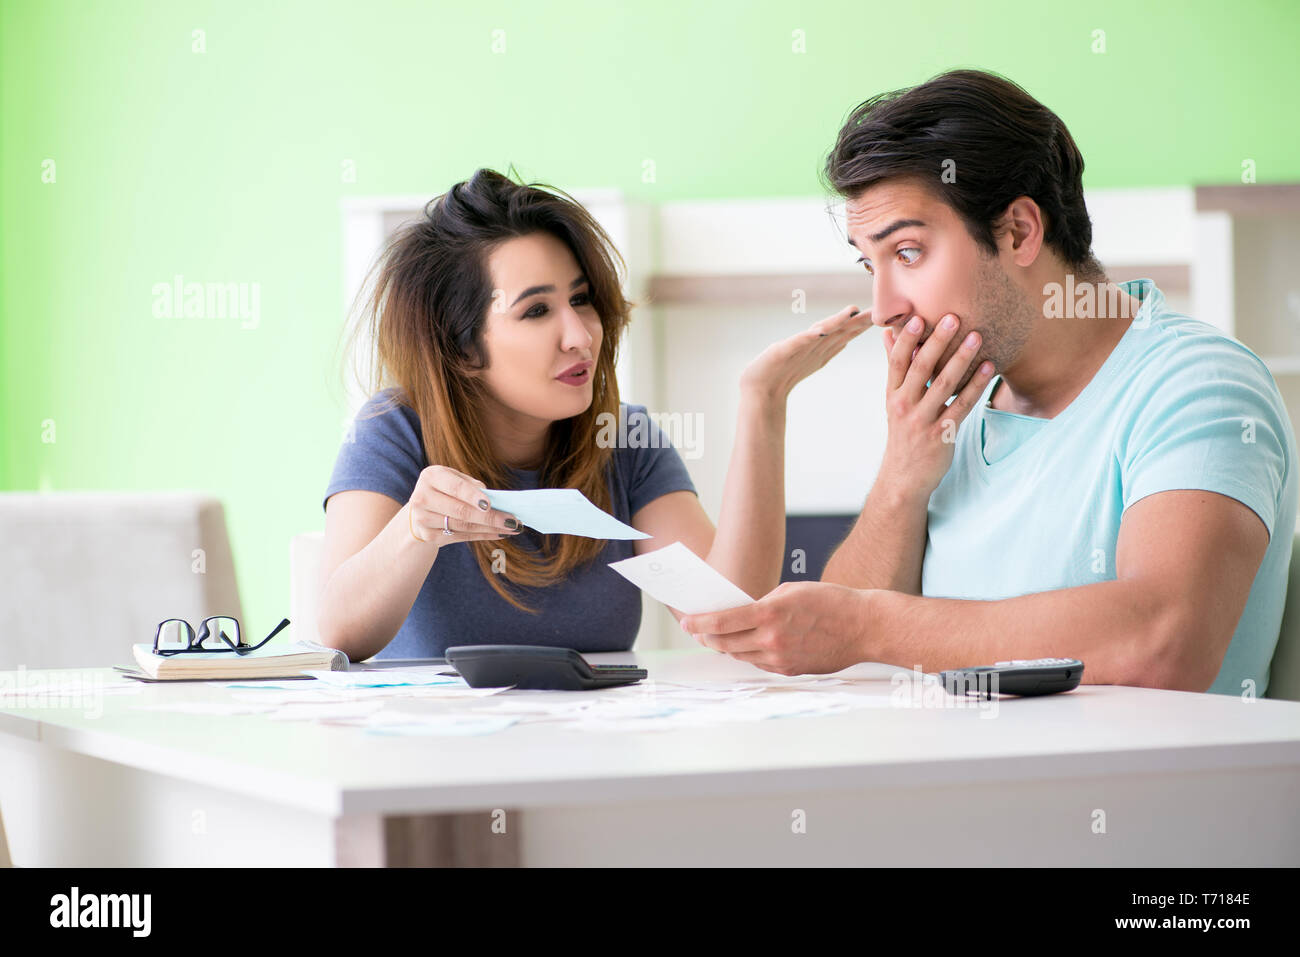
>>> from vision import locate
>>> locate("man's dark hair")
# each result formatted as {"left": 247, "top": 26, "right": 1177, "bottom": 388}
{"left": 823, "top": 68, "right": 1103, "bottom": 276}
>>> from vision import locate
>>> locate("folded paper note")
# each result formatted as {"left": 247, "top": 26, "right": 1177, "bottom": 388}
{"left": 607, "top": 541, "right": 755, "bottom": 614}
{"left": 485, "top": 488, "right": 649, "bottom": 540}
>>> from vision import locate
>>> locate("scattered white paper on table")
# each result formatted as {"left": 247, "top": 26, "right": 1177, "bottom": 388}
{"left": 123, "top": 665, "right": 895, "bottom": 736}
{"left": 727, "top": 676, "right": 849, "bottom": 690}
{"left": 133, "top": 701, "right": 278, "bottom": 716}
{"left": 1, "top": 680, "right": 144, "bottom": 698}
{"left": 265, "top": 700, "right": 387, "bottom": 721}
{"left": 226, "top": 686, "right": 511, "bottom": 707}
{"left": 476, "top": 697, "right": 594, "bottom": 717}
{"left": 327, "top": 711, "right": 523, "bottom": 736}
{"left": 485, "top": 488, "right": 649, "bottom": 539}
{"left": 300, "top": 668, "right": 463, "bottom": 688}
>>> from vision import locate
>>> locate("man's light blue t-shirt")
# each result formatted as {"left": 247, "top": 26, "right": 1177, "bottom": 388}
{"left": 922, "top": 279, "right": 1297, "bottom": 695}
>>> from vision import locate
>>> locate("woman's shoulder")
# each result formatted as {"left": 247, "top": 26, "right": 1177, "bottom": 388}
{"left": 599, "top": 401, "right": 672, "bottom": 453}
{"left": 350, "top": 388, "right": 425, "bottom": 455}
{"left": 358, "top": 386, "right": 414, "bottom": 417}
{"left": 326, "top": 388, "right": 428, "bottom": 509}
{"left": 355, "top": 387, "right": 422, "bottom": 428}
{"left": 601, "top": 401, "right": 697, "bottom": 493}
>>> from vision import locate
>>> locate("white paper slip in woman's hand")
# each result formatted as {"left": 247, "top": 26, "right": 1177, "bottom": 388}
{"left": 607, "top": 542, "right": 754, "bottom": 615}
{"left": 485, "top": 488, "right": 650, "bottom": 539}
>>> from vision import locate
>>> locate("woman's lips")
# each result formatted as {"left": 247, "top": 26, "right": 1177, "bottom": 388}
{"left": 556, "top": 368, "right": 590, "bottom": 387}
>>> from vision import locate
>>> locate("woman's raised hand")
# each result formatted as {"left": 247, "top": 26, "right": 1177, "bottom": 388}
{"left": 739, "top": 305, "right": 874, "bottom": 403}
{"left": 408, "top": 465, "right": 522, "bottom": 546}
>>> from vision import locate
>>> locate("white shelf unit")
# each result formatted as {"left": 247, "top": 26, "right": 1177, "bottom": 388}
{"left": 1194, "top": 185, "right": 1300, "bottom": 535}
{"left": 1194, "top": 184, "right": 1300, "bottom": 395}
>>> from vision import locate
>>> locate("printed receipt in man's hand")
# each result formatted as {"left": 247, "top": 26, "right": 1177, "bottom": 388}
{"left": 608, "top": 542, "right": 755, "bottom": 615}
{"left": 484, "top": 488, "right": 650, "bottom": 540}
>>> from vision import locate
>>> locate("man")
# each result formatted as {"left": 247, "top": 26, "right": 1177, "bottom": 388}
{"left": 679, "top": 69, "right": 1297, "bottom": 696}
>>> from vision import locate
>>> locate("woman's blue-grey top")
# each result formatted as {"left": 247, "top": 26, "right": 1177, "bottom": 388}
{"left": 323, "top": 390, "right": 698, "bottom": 657}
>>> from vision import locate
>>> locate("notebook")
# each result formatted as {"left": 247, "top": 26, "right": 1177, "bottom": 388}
{"left": 125, "top": 640, "right": 349, "bottom": 681}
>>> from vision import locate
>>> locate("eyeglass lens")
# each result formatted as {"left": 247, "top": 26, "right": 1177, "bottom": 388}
{"left": 156, "top": 619, "right": 196, "bottom": 651}
{"left": 198, "top": 616, "right": 241, "bottom": 649}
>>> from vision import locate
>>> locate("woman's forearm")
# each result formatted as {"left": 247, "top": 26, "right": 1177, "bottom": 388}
{"left": 317, "top": 503, "right": 442, "bottom": 661}
{"left": 706, "top": 390, "right": 787, "bottom": 599}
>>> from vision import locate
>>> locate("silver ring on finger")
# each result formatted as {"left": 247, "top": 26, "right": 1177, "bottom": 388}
{"left": 443, "top": 513, "right": 454, "bottom": 536}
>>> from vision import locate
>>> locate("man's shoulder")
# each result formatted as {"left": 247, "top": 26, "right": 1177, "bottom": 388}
{"left": 1125, "top": 310, "right": 1278, "bottom": 399}
{"left": 1116, "top": 309, "right": 1296, "bottom": 468}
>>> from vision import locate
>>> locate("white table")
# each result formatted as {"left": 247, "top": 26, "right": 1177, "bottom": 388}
{"left": 1, "top": 649, "right": 1298, "bottom": 866}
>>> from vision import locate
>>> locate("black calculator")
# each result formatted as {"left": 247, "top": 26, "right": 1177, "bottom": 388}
{"left": 444, "top": 645, "right": 647, "bottom": 690}
{"left": 939, "top": 657, "right": 1084, "bottom": 697}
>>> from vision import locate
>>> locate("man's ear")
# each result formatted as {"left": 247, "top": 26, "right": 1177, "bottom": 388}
{"left": 999, "top": 196, "right": 1046, "bottom": 267}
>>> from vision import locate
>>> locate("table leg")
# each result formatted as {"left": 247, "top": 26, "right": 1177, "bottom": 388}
{"left": 334, "top": 810, "right": 521, "bottom": 867}
{"left": 0, "top": 807, "right": 11, "bottom": 868}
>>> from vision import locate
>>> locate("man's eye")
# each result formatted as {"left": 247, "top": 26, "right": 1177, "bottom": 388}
{"left": 857, "top": 248, "right": 920, "bottom": 276}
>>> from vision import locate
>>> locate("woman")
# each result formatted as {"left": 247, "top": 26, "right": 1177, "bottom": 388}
{"left": 319, "top": 168, "right": 869, "bottom": 661}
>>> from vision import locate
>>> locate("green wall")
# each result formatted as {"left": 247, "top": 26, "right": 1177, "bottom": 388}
{"left": 3, "top": 0, "right": 1299, "bottom": 637}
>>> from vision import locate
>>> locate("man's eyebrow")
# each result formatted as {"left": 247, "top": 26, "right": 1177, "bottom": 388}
{"left": 846, "top": 219, "right": 928, "bottom": 249}
{"left": 510, "top": 274, "right": 588, "bottom": 307}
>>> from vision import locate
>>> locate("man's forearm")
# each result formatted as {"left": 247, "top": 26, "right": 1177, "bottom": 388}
{"left": 822, "top": 473, "right": 929, "bottom": 593}
{"left": 862, "top": 579, "right": 1190, "bottom": 689}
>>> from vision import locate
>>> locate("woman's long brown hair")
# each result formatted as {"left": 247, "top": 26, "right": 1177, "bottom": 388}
{"left": 339, "top": 168, "right": 632, "bottom": 612}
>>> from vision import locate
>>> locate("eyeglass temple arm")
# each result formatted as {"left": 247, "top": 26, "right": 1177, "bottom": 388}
{"left": 243, "top": 617, "right": 291, "bottom": 650}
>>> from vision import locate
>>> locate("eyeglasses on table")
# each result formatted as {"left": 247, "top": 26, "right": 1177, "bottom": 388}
{"left": 151, "top": 616, "right": 290, "bottom": 656}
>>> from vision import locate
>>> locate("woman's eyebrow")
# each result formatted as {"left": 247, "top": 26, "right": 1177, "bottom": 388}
{"left": 511, "top": 274, "right": 589, "bottom": 307}
{"left": 847, "top": 219, "right": 928, "bottom": 250}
